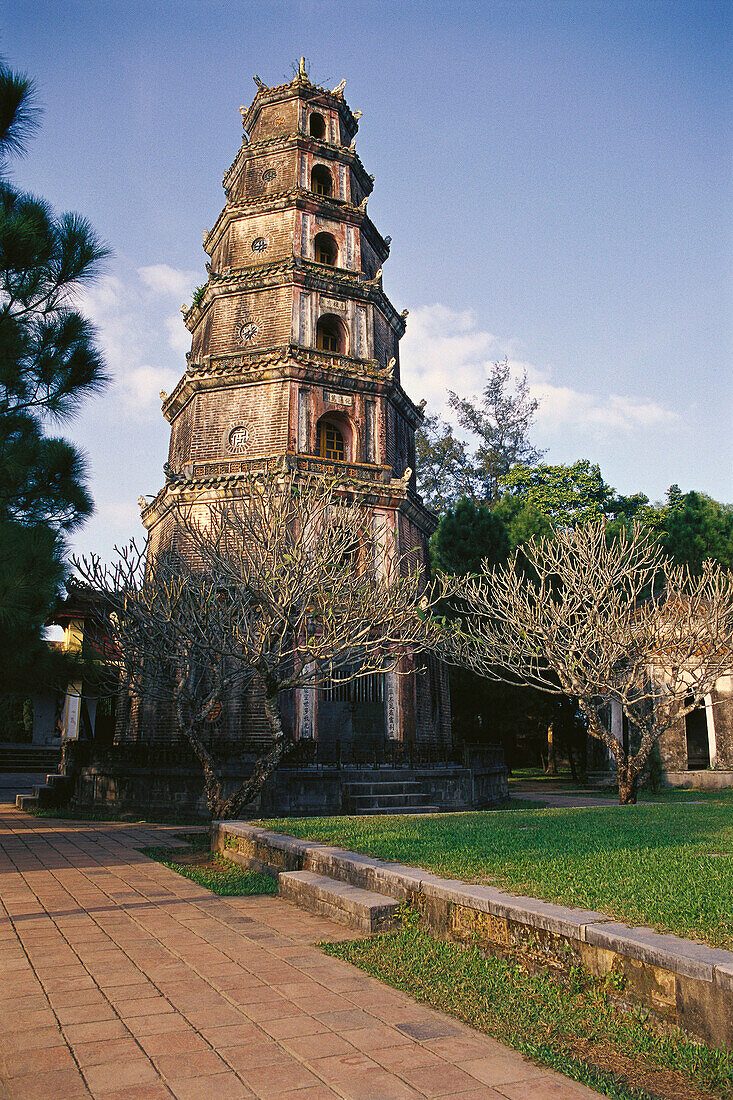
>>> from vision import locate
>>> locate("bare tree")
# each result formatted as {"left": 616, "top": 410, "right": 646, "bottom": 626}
{"left": 76, "top": 469, "right": 437, "bottom": 818}
{"left": 437, "top": 523, "right": 733, "bottom": 803}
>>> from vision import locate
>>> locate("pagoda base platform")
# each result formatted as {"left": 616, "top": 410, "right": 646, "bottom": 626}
{"left": 71, "top": 744, "right": 507, "bottom": 818}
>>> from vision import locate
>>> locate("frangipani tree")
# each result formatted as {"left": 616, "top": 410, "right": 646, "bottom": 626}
{"left": 438, "top": 522, "right": 733, "bottom": 803}
{"left": 76, "top": 469, "right": 439, "bottom": 817}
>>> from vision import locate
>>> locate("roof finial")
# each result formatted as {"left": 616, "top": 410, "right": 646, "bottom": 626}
{"left": 331, "top": 78, "right": 347, "bottom": 96}
{"left": 253, "top": 74, "right": 267, "bottom": 91}
{"left": 298, "top": 57, "right": 309, "bottom": 82}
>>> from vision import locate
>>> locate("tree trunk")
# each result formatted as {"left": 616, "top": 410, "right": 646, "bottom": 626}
{"left": 217, "top": 689, "right": 293, "bottom": 820}
{"left": 546, "top": 722, "right": 557, "bottom": 775}
{"left": 617, "top": 761, "right": 639, "bottom": 805}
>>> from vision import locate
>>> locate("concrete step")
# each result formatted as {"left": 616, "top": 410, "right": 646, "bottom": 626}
{"left": 15, "top": 794, "right": 39, "bottom": 811}
{"left": 358, "top": 805, "right": 441, "bottom": 815}
{"left": 349, "top": 792, "right": 428, "bottom": 807}
{"left": 345, "top": 782, "right": 423, "bottom": 795}
{"left": 279, "top": 870, "right": 400, "bottom": 933}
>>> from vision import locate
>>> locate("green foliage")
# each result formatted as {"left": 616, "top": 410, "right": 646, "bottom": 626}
{"left": 660, "top": 490, "right": 733, "bottom": 572}
{"left": 492, "top": 493, "right": 553, "bottom": 550}
{"left": 264, "top": 797, "right": 733, "bottom": 947}
{"left": 501, "top": 460, "right": 646, "bottom": 529}
{"left": 0, "top": 62, "right": 108, "bottom": 693}
{"left": 191, "top": 283, "right": 206, "bottom": 308}
{"left": 323, "top": 928, "right": 732, "bottom": 1100}
{"left": 430, "top": 498, "right": 509, "bottom": 576}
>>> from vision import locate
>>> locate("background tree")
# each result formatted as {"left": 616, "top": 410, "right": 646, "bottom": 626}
{"left": 660, "top": 490, "right": 733, "bottom": 572}
{"left": 430, "top": 497, "right": 584, "bottom": 772}
{"left": 500, "top": 460, "right": 650, "bottom": 530}
{"left": 431, "top": 498, "right": 509, "bottom": 576}
{"left": 0, "top": 62, "right": 107, "bottom": 694}
{"left": 439, "top": 522, "right": 733, "bottom": 803}
{"left": 415, "top": 359, "right": 544, "bottom": 510}
{"left": 77, "top": 470, "right": 438, "bottom": 818}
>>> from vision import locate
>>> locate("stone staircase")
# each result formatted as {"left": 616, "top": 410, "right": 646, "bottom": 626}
{"left": 16, "top": 772, "right": 74, "bottom": 812}
{"left": 342, "top": 769, "right": 440, "bottom": 814}
{"left": 0, "top": 744, "right": 61, "bottom": 773}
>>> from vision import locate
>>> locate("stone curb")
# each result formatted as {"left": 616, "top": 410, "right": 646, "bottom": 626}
{"left": 213, "top": 821, "right": 733, "bottom": 998}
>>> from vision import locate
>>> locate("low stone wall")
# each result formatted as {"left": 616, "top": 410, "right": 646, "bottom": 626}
{"left": 664, "top": 770, "right": 733, "bottom": 790}
{"left": 214, "top": 822, "right": 733, "bottom": 1051}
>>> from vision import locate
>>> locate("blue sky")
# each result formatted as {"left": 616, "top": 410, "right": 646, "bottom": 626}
{"left": 5, "top": 0, "right": 731, "bottom": 561}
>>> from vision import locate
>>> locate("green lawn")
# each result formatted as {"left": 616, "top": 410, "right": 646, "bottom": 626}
{"left": 140, "top": 835, "right": 277, "bottom": 896}
{"left": 262, "top": 796, "right": 733, "bottom": 948}
{"left": 324, "top": 922, "right": 733, "bottom": 1100}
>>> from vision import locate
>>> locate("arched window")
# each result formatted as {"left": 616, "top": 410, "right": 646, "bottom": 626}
{"left": 316, "top": 314, "right": 346, "bottom": 354}
{"left": 319, "top": 422, "right": 345, "bottom": 461}
{"left": 314, "top": 232, "right": 337, "bottom": 266}
{"left": 309, "top": 113, "right": 326, "bottom": 139}
{"left": 311, "top": 164, "right": 332, "bottom": 197}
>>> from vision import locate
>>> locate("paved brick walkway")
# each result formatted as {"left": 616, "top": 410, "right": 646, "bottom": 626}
{"left": 0, "top": 808, "right": 599, "bottom": 1099}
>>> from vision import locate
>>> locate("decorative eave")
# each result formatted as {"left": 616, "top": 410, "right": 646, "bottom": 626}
{"left": 204, "top": 185, "right": 385, "bottom": 260}
{"left": 140, "top": 450, "right": 418, "bottom": 530}
{"left": 223, "top": 132, "right": 372, "bottom": 196}
{"left": 182, "top": 259, "right": 407, "bottom": 340}
{"left": 161, "top": 344, "right": 423, "bottom": 426}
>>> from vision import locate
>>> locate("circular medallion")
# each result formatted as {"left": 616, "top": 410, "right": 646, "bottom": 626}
{"left": 272, "top": 115, "right": 286, "bottom": 126}
{"left": 228, "top": 425, "right": 250, "bottom": 453}
{"left": 262, "top": 168, "right": 277, "bottom": 182}
{"left": 251, "top": 237, "right": 267, "bottom": 253}
{"left": 238, "top": 320, "right": 259, "bottom": 343}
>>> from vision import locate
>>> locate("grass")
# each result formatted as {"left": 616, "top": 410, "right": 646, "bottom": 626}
{"left": 139, "top": 834, "right": 277, "bottom": 896}
{"left": 323, "top": 919, "right": 732, "bottom": 1100}
{"left": 262, "top": 796, "right": 733, "bottom": 948}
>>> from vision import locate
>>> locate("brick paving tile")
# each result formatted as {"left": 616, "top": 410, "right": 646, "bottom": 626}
{"left": 341, "top": 1024, "right": 413, "bottom": 1052}
{"left": 499, "top": 1076, "right": 600, "bottom": 1099}
{"left": 222, "top": 1040, "right": 293, "bottom": 1072}
{"left": 94, "top": 1085, "right": 174, "bottom": 1100}
{"left": 81, "top": 1058, "right": 161, "bottom": 1094}
{"left": 402, "top": 1062, "right": 492, "bottom": 1096}
{"left": 152, "top": 1049, "right": 230, "bottom": 1079}
{"left": 456, "top": 1054, "right": 549, "bottom": 1086}
{"left": 63, "top": 1019, "right": 130, "bottom": 1044}
{"left": 371, "top": 1045, "right": 447, "bottom": 1073}
{"left": 136, "top": 1029, "right": 210, "bottom": 1058}
{"left": 2, "top": 1043, "right": 77, "bottom": 1076}
{"left": 55, "top": 1001, "right": 119, "bottom": 1026}
{"left": 281, "top": 1031, "right": 357, "bottom": 1060}
{"left": 168, "top": 1072, "right": 254, "bottom": 1100}
{"left": 337, "top": 1067, "right": 424, "bottom": 1100}
{"left": 262, "top": 1015, "right": 330, "bottom": 1040}
{"left": 0, "top": 808, "right": 600, "bottom": 1100}
{"left": 241, "top": 1059, "right": 327, "bottom": 1094}
{"left": 0, "top": 1025, "right": 67, "bottom": 1053}
{"left": 73, "top": 1036, "right": 145, "bottom": 1068}
{"left": 5, "top": 1066, "right": 91, "bottom": 1100}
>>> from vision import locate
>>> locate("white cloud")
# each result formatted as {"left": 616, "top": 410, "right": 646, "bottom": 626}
{"left": 138, "top": 263, "right": 198, "bottom": 300}
{"left": 78, "top": 265, "right": 193, "bottom": 411}
{"left": 400, "top": 303, "right": 679, "bottom": 442}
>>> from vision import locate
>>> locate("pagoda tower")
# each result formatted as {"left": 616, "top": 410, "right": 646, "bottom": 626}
{"left": 140, "top": 61, "right": 450, "bottom": 750}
